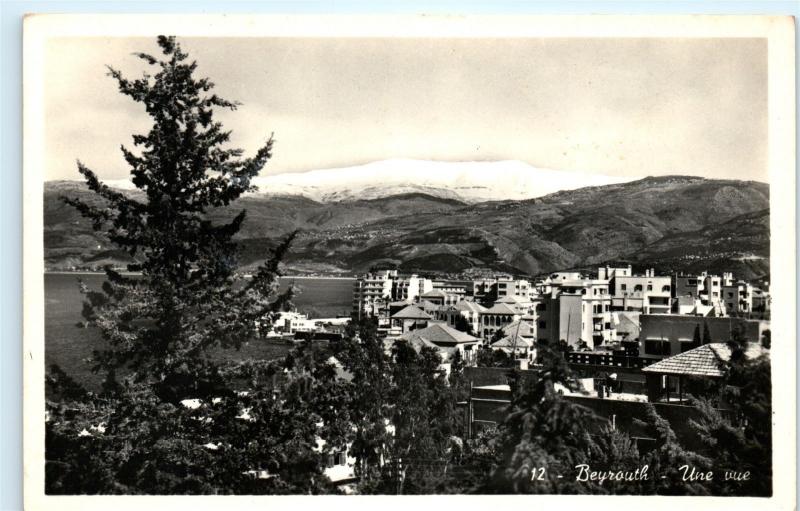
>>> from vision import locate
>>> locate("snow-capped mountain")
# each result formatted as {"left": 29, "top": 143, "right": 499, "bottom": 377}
{"left": 250, "top": 159, "right": 636, "bottom": 203}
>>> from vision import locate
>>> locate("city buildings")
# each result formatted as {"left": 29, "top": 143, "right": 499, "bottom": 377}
{"left": 397, "top": 323, "right": 481, "bottom": 367}
{"left": 479, "top": 303, "right": 522, "bottom": 341}
{"left": 352, "top": 267, "right": 770, "bottom": 356}
{"left": 352, "top": 270, "right": 396, "bottom": 320}
{"left": 441, "top": 300, "right": 486, "bottom": 335}
{"left": 391, "top": 274, "right": 433, "bottom": 302}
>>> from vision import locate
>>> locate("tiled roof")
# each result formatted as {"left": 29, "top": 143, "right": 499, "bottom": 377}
{"left": 421, "top": 289, "right": 448, "bottom": 298}
{"left": 500, "top": 320, "right": 536, "bottom": 338}
{"left": 391, "top": 305, "right": 432, "bottom": 320}
{"left": 402, "top": 334, "right": 441, "bottom": 353}
{"left": 484, "top": 303, "right": 519, "bottom": 315}
{"left": 417, "top": 299, "right": 440, "bottom": 313}
{"left": 452, "top": 301, "right": 486, "bottom": 313}
{"left": 642, "top": 342, "right": 768, "bottom": 377}
{"left": 398, "top": 323, "right": 480, "bottom": 346}
{"left": 492, "top": 335, "right": 534, "bottom": 348}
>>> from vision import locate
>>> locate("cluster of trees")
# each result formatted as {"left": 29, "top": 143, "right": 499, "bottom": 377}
{"left": 46, "top": 37, "right": 772, "bottom": 497}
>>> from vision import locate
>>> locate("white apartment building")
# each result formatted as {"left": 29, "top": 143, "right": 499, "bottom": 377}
{"left": 391, "top": 274, "right": 433, "bottom": 302}
{"left": 537, "top": 278, "right": 615, "bottom": 349}
{"left": 352, "top": 270, "right": 396, "bottom": 320}
{"left": 610, "top": 268, "right": 672, "bottom": 314}
{"left": 495, "top": 277, "right": 532, "bottom": 300}
{"left": 722, "top": 280, "right": 754, "bottom": 316}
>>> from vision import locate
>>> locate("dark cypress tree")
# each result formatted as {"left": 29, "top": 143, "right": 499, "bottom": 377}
{"left": 46, "top": 36, "right": 351, "bottom": 494}
{"left": 453, "top": 314, "right": 475, "bottom": 335}
{"left": 61, "top": 35, "right": 287, "bottom": 400}
{"left": 702, "top": 322, "right": 712, "bottom": 345}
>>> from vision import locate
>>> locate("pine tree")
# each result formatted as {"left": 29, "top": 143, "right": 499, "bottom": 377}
{"left": 484, "top": 344, "right": 602, "bottom": 494}
{"left": 633, "top": 404, "right": 711, "bottom": 496}
{"left": 383, "top": 343, "right": 462, "bottom": 494}
{"left": 690, "top": 347, "right": 772, "bottom": 496}
{"left": 334, "top": 317, "right": 393, "bottom": 488}
{"left": 46, "top": 36, "right": 351, "bottom": 495}
{"left": 453, "top": 315, "right": 474, "bottom": 335}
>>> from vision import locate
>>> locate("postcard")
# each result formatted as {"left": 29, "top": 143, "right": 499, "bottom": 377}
{"left": 22, "top": 13, "right": 796, "bottom": 511}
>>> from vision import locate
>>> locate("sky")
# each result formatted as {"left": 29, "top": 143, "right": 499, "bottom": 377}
{"left": 44, "top": 36, "right": 768, "bottom": 182}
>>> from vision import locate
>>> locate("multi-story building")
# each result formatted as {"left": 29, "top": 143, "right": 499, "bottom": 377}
{"left": 610, "top": 268, "right": 672, "bottom": 314}
{"left": 420, "top": 289, "right": 461, "bottom": 307}
{"left": 495, "top": 276, "right": 532, "bottom": 300}
{"left": 391, "top": 274, "right": 433, "bottom": 302}
{"left": 559, "top": 279, "right": 615, "bottom": 348}
{"left": 441, "top": 300, "right": 486, "bottom": 334}
{"left": 432, "top": 280, "right": 470, "bottom": 301}
{"left": 721, "top": 280, "right": 754, "bottom": 316}
{"left": 479, "top": 303, "right": 522, "bottom": 341}
{"left": 536, "top": 278, "right": 614, "bottom": 349}
{"left": 597, "top": 265, "right": 633, "bottom": 280}
{"left": 352, "top": 270, "right": 396, "bottom": 320}
{"left": 674, "top": 272, "right": 734, "bottom": 316}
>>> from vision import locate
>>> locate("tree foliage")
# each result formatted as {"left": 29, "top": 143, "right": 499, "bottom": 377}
{"left": 47, "top": 36, "right": 349, "bottom": 495}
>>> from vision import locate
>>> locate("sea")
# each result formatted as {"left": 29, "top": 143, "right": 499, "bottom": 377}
{"left": 45, "top": 273, "right": 354, "bottom": 390}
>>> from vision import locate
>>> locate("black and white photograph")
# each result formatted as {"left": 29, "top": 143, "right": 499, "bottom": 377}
{"left": 22, "top": 13, "right": 796, "bottom": 509}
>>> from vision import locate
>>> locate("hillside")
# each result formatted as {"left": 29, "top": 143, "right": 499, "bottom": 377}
{"left": 44, "top": 175, "right": 770, "bottom": 280}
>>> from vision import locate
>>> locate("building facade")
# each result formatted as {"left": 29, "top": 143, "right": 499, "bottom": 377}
{"left": 352, "top": 270, "right": 396, "bottom": 320}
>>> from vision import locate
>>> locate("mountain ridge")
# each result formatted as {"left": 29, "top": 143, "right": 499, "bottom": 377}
{"left": 44, "top": 174, "right": 770, "bottom": 280}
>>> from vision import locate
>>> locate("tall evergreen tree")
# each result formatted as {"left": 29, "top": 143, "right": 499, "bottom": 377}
{"left": 690, "top": 346, "right": 772, "bottom": 496}
{"left": 484, "top": 344, "right": 602, "bottom": 494}
{"left": 46, "top": 36, "right": 350, "bottom": 494}
{"left": 702, "top": 322, "right": 712, "bottom": 345}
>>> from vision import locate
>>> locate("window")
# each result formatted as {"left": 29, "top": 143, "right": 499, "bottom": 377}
{"left": 634, "top": 285, "right": 643, "bottom": 292}
{"left": 621, "top": 284, "right": 627, "bottom": 291}
{"left": 662, "top": 285, "right": 671, "bottom": 292}
{"left": 727, "top": 292, "right": 734, "bottom": 298}
{"left": 644, "top": 340, "right": 672, "bottom": 356}
{"left": 647, "top": 285, "right": 653, "bottom": 291}
{"left": 538, "top": 320, "right": 546, "bottom": 329}
{"left": 604, "top": 322, "right": 611, "bottom": 330}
